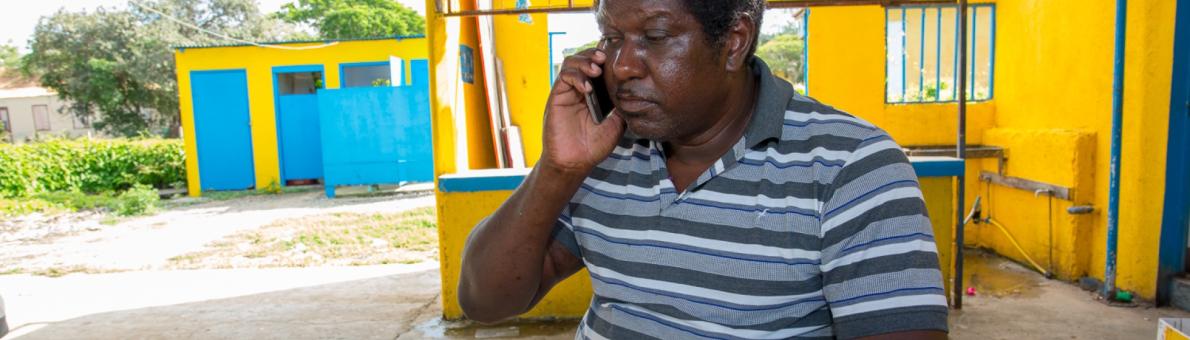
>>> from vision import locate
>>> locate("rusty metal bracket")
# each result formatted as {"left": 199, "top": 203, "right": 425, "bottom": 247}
{"left": 979, "top": 171, "right": 1074, "bottom": 201}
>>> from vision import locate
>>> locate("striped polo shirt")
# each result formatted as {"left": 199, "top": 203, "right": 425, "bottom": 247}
{"left": 550, "top": 59, "right": 948, "bottom": 339}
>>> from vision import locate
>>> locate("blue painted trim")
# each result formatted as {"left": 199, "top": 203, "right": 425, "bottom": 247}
{"left": 548, "top": 32, "right": 566, "bottom": 85}
{"left": 439, "top": 158, "right": 964, "bottom": 193}
{"left": 803, "top": 9, "right": 810, "bottom": 95}
{"left": 1157, "top": 0, "right": 1190, "bottom": 305}
{"left": 936, "top": 8, "right": 942, "bottom": 101}
{"left": 919, "top": 8, "right": 926, "bottom": 102}
{"left": 909, "top": 157, "right": 965, "bottom": 177}
{"left": 439, "top": 169, "right": 531, "bottom": 192}
{"left": 970, "top": 7, "right": 979, "bottom": 101}
{"left": 989, "top": 5, "right": 997, "bottom": 100}
{"left": 271, "top": 64, "right": 326, "bottom": 184}
{"left": 1104, "top": 0, "right": 1129, "bottom": 297}
{"left": 894, "top": 7, "right": 904, "bottom": 101}
{"left": 953, "top": 6, "right": 960, "bottom": 101}
{"left": 339, "top": 61, "right": 396, "bottom": 88}
{"left": 272, "top": 65, "right": 324, "bottom": 74}
{"left": 885, "top": 7, "right": 891, "bottom": 102}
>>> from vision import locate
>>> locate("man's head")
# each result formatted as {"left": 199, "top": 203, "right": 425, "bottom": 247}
{"left": 595, "top": 0, "right": 765, "bottom": 142}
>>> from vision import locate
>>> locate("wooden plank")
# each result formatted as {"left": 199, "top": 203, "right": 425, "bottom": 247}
{"left": 979, "top": 171, "right": 1073, "bottom": 201}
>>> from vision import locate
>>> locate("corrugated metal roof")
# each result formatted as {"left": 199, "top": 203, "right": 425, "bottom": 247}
{"left": 173, "top": 34, "right": 427, "bottom": 50}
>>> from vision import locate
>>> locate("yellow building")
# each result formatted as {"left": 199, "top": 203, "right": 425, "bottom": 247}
{"left": 424, "top": 0, "right": 1190, "bottom": 319}
{"left": 174, "top": 36, "right": 429, "bottom": 195}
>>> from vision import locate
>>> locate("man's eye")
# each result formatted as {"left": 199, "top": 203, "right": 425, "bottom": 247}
{"left": 645, "top": 30, "right": 669, "bottom": 42}
{"left": 601, "top": 37, "right": 622, "bottom": 45}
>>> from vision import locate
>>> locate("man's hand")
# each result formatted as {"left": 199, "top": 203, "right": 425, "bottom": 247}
{"left": 458, "top": 48, "right": 622, "bottom": 324}
{"left": 543, "top": 48, "right": 626, "bottom": 175}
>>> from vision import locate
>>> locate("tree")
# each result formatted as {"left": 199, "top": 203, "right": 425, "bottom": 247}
{"left": 276, "top": 0, "right": 425, "bottom": 39}
{"left": 22, "top": 0, "right": 295, "bottom": 137}
{"left": 0, "top": 43, "right": 20, "bottom": 70}
{"left": 755, "top": 34, "right": 805, "bottom": 85}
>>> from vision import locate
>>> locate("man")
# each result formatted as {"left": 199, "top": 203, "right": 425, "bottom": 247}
{"left": 458, "top": 0, "right": 949, "bottom": 338}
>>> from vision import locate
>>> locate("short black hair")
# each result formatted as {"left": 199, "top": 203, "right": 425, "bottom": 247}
{"left": 594, "top": 0, "right": 767, "bottom": 59}
{"left": 680, "top": 0, "right": 767, "bottom": 58}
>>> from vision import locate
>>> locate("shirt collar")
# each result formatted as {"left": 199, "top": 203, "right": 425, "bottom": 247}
{"left": 742, "top": 57, "right": 794, "bottom": 148}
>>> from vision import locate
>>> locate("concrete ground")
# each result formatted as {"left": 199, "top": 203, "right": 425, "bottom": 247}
{"left": 1, "top": 254, "right": 1188, "bottom": 339}
{"left": 2, "top": 189, "right": 1188, "bottom": 339}
{"left": 0, "top": 262, "right": 575, "bottom": 340}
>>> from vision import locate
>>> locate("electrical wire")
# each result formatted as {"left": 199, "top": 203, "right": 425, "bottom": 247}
{"left": 129, "top": 1, "right": 338, "bottom": 51}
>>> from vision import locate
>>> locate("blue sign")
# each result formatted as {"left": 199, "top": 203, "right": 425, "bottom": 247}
{"left": 460, "top": 44, "right": 475, "bottom": 84}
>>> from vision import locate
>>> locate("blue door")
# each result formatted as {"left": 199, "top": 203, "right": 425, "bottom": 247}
{"left": 406, "top": 59, "right": 434, "bottom": 180}
{"left": 191, "top": 70, "right": 255, "bottom": 191}
{"left": 274, "top": 67, "right": 325, "bottom": 182}
{"left": 1157, "top": 0, "right": 1190, "bottom": 305}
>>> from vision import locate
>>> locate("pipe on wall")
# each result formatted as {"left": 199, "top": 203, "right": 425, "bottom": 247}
{"left": 1104, "top": 0, "right": 1129, "bottom": 299}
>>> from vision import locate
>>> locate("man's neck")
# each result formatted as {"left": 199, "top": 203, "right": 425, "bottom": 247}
{"left": 663, "top": 68, "right": 759, "bottom": 166}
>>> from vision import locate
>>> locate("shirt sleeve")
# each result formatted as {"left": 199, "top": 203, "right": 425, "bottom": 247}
{"left": 550, "top": 204, "right": 583, "bottom": 260}
{"left": 817, "top": 130, "right": 948, "bottom": 339}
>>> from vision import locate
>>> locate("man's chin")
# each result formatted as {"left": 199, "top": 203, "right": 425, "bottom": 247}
{"left": 625, "top": 119, "right": 676, "bottom": 142}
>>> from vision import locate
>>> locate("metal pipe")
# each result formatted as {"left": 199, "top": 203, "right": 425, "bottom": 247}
{"left": 1104, "top": 0, "right": 1128, "bottom": 299}
{"left": 954, "top": 0, "right": 969, "bottom": 309}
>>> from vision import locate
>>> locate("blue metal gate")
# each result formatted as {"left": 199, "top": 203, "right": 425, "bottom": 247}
{"left": 318, "top": 60, "right": 432, "bottom": 197}
{"left": 191, "top": 70, "right": 255, "bottom": 191}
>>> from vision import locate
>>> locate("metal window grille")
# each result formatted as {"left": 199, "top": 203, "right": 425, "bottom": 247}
{"left": 886, "top": 4, "right": 994, "bottom": 103}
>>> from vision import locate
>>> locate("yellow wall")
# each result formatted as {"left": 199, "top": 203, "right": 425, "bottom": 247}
{"left": 494, "top": 13, "right": 551, "bottom": 167}
{"left": 809, "top": 0, "right": 1178, "bottom": 298}
{"left": 437, "top": 189, "right": 594, "bottom": 319}
{"left": 175, "top": 38, "right": 428, "bottom": 196}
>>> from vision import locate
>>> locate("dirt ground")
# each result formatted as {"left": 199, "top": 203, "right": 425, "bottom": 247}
{"left": 2, "top": 190, "right": 1189, "bottom": 339}
{"left": 0, "top": 187, "right": 435, "bottom": 275}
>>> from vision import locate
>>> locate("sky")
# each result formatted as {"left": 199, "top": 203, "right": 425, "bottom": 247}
{"left": 0, "top": 0, "right": 427, "bottom": 52}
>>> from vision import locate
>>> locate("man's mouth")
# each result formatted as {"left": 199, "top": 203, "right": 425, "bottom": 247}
{"left": 615, "top": 94, "right": 657, "bottom": 114}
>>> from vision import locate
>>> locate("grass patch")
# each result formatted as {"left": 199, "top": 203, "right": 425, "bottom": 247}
{"left": 168, "top": 207, "right": 438, "bottom": 269}
{"left": 0, "top": 184, "right": 160, "bottom": 218}
{"left": 29, "top": 266, "right": 123, "bottom": 278}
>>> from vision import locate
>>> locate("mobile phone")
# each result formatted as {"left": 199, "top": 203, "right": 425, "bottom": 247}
{"left": 586, "top": 74, "right": 615, "bottom": 124}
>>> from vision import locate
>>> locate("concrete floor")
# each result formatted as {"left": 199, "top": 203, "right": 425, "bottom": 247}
{"left": 2, "top": 255, "right": 1189, "bottom": 339}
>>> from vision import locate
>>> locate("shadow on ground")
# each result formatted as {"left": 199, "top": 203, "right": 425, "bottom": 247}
{"left": 0, "top": 264, "right": 572, "bottom": 340}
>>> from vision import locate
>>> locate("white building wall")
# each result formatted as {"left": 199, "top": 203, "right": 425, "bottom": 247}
{"left": 0, "top": 93, "right": 95, "bottom": 143}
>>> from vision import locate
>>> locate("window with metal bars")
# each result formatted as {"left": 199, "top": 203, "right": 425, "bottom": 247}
{"left": 886, "top": 4, "right": 995, "bottom": 103}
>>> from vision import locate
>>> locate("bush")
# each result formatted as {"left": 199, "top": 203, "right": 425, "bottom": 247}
{"left": 116, "top": 184, "right": 159, "bottom": 216}
{"left": 0, "top": 138, "right": 185, "bottom": 198}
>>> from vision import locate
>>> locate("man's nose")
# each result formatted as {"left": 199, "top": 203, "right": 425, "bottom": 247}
{"left": 611, "top": 38, "right": 646, "bottom": 82}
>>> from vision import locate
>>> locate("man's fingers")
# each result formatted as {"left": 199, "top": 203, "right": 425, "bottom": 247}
{"left": 559, "top": 51, "right": 604, "bottom": 79}
{"left": 555, "top": 69, "right": 591, "bottom": 95}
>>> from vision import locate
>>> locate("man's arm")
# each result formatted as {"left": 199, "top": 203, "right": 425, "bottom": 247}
{"left": 457, "top": 48, "right": 624, "bottom": 323}
{"left": 458, "top": 164, "right": 588, "bottom": 323}
{"left": 818, "top": 129, "right": 950, "bottom": 339}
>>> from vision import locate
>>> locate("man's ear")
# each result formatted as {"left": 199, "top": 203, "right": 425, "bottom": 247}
{"left": 724, "top": 13, "right": 757, "bottom": 72}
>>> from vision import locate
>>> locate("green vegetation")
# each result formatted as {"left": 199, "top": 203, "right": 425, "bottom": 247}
{"left": 276, "top": 0, "right": 425, "bottom": 39}
{"left": 0, "top": 139, "right": 180, "bottom": 217}
{"left": 0, "top": 139, "right": 184, "bottom": 197}
{"left": 21, "top": 0, "right": 300, "bottom": 137}
{"left": 169, "top": 207, "right": 439, "bottom": 269}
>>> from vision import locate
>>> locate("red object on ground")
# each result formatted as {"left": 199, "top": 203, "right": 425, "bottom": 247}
{"left": 966, "top": 287, "right": 977, "bottom": 296}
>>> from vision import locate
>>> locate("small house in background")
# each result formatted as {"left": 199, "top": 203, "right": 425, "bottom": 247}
{"left": 174, "top": 36, "right": 432, "bottom": 197}
{"left": 0, "top": 71, "right": 96, "bottom": 143}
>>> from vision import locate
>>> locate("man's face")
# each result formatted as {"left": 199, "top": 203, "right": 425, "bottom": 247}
{"left": 596, "top": 0, "right": 729, "bottom": 142}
